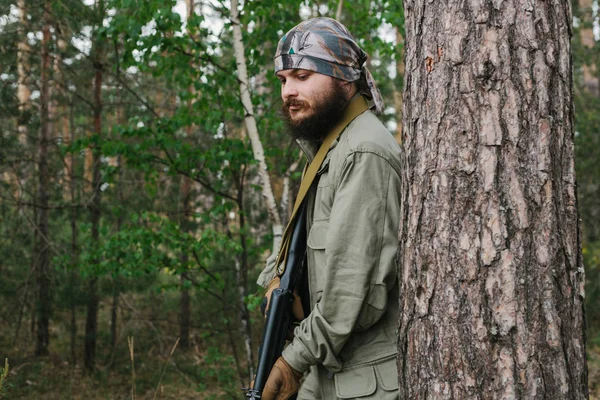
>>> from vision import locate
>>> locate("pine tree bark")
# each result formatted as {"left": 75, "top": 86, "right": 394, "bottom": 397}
{"left": 35, "top": 3, "right": 52, "bottom": 357}
{"left": 398, "top": 1, "right": 587, "bottom": 398}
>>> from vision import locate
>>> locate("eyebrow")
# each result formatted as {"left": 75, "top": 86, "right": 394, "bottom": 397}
{"left": 276, "top": 69, "right": 312, "bottom": 78}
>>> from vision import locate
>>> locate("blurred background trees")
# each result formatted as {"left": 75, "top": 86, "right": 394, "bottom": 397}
{"left": 0, "top": 0, "right": 597, "bottom": 398}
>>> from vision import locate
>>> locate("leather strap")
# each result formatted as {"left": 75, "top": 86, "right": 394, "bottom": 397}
{"left": 276, "top": 96, "right": 369, "bottom": 275}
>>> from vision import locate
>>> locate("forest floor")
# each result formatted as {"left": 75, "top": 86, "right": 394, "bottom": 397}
{"left": 0, "top": 291, "right": 252, "bottom": 400}
{"left": 2, "top": 317, "right": 600, "bottom": 399}
{"left": 0, "top": 344, "right": 241, "bottom": 399}
{"left": 2, "top": 346, "right": 599, "bottom": 399}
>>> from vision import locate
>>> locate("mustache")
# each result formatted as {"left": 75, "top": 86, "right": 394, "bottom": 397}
{"left": 283, "top": 99, "right": 308, "bottom": 110}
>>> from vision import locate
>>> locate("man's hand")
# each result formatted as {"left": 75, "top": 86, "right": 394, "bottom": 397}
{"left": 260, "top": 277, "right": 304, "bottom": 323}
{"left": 262, "top": 357, "right": 302, "bottom": 400}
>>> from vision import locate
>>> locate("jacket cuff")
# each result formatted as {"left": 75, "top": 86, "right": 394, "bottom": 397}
{"left": 281, "top": 340, "right": 313, "bottom": 375}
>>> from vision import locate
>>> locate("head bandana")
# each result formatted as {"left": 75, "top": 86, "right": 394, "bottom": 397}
{"left": 274, "top": 18, "right": 384, "bottom": 115}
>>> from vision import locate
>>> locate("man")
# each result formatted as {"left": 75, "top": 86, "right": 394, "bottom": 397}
{"left": 257, "top": 17, "right": 402, "bottom": 399}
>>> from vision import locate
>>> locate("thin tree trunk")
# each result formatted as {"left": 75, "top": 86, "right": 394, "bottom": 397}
{"left": 230, "top": 0, "right": 283, "bottom": 254}
{"left": 280, "top": 155, "right": 302, "bottom": 227}
{"left": 178, "top": 177, "right": 192, "bottom": 350}
{"left": 109, "top": 283, "right": 119, "bottom": 349}
{"left": 225, "top": 314, "right": 247, "bottom": 388}
{"left": 179, "top": 175, "right": 192, "bottom": 349}
{"left": 17, "top": 0, "right": 31, "bottom": 147}
{"left": 578, "top": 0, "right": 599, "bottom": 95}
{"left": 179, "top": 270, "right": 191, "bottom": 349}
{"left": 176, "top": 0, "right": 196, "bottom": 352}
{"left": 84, "top": 5, "right": 104, "bottom": 369}
{"left": 398, "top": 0, "right": 587, "bottom": 398}
{"left": 335, "top": 0, "right": 344, "bottom": 21}
{"left": 393, "top": 27, "right": 404, "bottom": 143}
{"left": 236, "top": 195, "right": 254, "bottom": 382}
{"left": 108, "top": 155, "right": 124, "bottom": 361}
{"left": 67, "top": 73, "right": 79, "bottom": 367}
{"left": 35, "top": 3, "right": 52, "bottom": 357}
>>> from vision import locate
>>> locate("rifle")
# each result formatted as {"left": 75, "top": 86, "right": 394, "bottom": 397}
{"left": 246, "top": 201, "right": 308, "bottom": 400}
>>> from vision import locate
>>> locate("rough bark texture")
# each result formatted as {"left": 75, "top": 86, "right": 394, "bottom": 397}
{"left": 398, "top": 1, "right": 587, "bottom": 399}
{"left": 35, "top": 5, "right": 52, "bottom": 357}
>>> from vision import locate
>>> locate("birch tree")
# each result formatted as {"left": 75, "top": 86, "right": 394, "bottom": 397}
{"left": 398, "top": 0, "right": 588, "bottom": 398}
{"left": 16, "top": 0, "right": 31, "bottom": 147}
{"left": 230, "top": 0, "right": 283, "bottom": 252}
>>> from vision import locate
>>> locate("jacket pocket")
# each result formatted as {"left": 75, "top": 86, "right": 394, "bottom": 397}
{"left": 334, "top": 356, "right": 398, "bottom": 398}
{"left": 307, "top": 220, "right": 328, "bottom": 303}
{"left": 355, "top": 283, "right": 387, "bottom": 331}
{"left": 334, "top": 363, "right": 377, "bottom": 399}
{"left": 307, "top": 220, "right": 328, "bottom": 250}
{"left": 374, "top": 356, "right": 399, "bottom": 392}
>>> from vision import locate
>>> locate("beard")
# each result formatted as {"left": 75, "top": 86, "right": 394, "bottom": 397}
{"left": 281, "top": 80, "right": 350, "bottom": 143}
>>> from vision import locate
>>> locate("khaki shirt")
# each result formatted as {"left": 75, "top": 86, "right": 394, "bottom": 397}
{"left": 258, "top": 109, "right": 402, "bottom": 397}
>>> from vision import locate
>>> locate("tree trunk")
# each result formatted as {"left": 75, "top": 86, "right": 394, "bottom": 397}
{"left": 178, "top": 178, "right": 192, "bottom": 351}
{"left": 179, "top": 271, "right": 191, "bottom": 349}
{"left": 67, "top": 72, "right": 79, "bottom": 367}
{"left": 393, "top": 27, "right": 404, "bottom": 143}
{"left": 109, "top": 283, "right": 119, "bottom": 349}
{"left": 578, "top": 0, "right": 599, "bottom": 96}
{"left": 230, "top": 0, "right": 283, "bottom": 254}
{"left": 35, "top": 3, "right": 52, "bottom": 357}
{"left": 84, "top": 10, "right": 104, "bottom": 369}
{"left": 17, "top": 0, "right": 31, "bottom": 147}
{"left": 398, "top": 1, "right": 588, "bottom": 398}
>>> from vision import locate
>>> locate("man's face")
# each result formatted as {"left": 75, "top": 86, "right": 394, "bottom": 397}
{"left": 276, "top": 69, "right": 349, "bottom": 142}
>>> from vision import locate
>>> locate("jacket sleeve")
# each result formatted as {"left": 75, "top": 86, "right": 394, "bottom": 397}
{"left": 257, "top": 252, "right": 278, "bottom": 288}
{"left": 282, "top": 148, "right": 401, "bottom": 373}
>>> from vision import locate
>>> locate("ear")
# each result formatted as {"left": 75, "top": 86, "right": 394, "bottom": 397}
{"left": 341, "top": 80, "right": 359, "bottom": 98}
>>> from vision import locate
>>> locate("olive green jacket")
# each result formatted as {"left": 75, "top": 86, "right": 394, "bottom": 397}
{"left": 258, "top": 108, "right": 402, "bottom": 396}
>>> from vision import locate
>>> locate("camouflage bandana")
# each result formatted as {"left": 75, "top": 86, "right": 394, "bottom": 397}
{"left": 274, "top": 18, "right": 384, "bottom": 115}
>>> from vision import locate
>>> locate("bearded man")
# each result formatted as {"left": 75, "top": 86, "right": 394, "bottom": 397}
{"left": 257, "top": 18, "right": 402, "bottom": 400}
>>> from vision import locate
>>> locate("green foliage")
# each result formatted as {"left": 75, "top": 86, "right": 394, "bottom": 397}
{"left": 0, "top": 0, "right": 398, "bottom": 397}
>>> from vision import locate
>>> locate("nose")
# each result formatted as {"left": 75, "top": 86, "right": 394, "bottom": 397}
{"left": 281, "top": 80, "right": 298, "bottom": 101}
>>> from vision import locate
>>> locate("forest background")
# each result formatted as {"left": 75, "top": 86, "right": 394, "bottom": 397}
{"left": 0, "top": 0, "right": 598, "bottom": 399}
